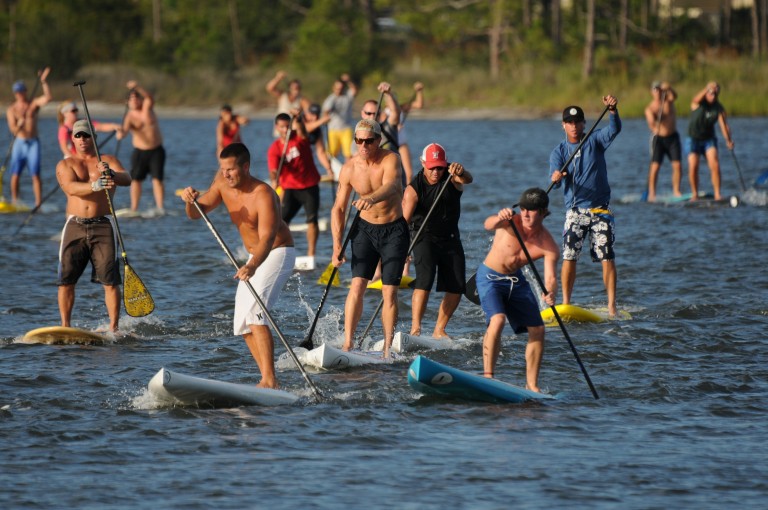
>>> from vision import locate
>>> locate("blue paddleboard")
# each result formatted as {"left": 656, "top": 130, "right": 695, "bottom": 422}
{"left": 407, "top": 355, "right": 554, "bottom": 404}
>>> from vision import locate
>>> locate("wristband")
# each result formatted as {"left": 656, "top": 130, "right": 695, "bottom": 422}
{"left": 91, "top": 180, "right": 105, "bottom": 192}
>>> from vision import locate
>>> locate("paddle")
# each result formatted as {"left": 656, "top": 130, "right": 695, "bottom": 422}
{"left": 274, "top": 114, "right": 295, "bottom": 197}
{"left": 74, "top": 81, "right": 155, "bottom": 317}
{"left": 317, "top": 191, "right": 357, "bottom": 287}
{"left": 1, "top": 70, "right": 44, "bottom": 201}
{"left": 729, "top": 148, "right": 747, "bottom": 192}
{"left": 505, "top": 214, "right": 599, "bottom": 400}
{"left": 97, "top": 129, "right": 117, "bottom": 150}
{"left": 10, "top": 186, "right": 59, "bottom": 237}
{"left": 356, "top": 169, "right": 456, "bottom": 347}
{"left": 300, "top": 210, "right": 362, "bottom": 350}
{"left": 544, "top": 104, "right": 611, "bottom": 196}
{"left": 191, "top": 199, "right": 322, "bottom": 401}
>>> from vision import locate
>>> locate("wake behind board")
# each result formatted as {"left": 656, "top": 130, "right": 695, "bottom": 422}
{"left": 21, "top": 326, "right": 107, "bottom": 345}
{"left": 372, "top": 331, "right": 455, "bottom": 353}
{"left": 408, "top": 355, "right": 554, "bottom": 404}
{"left": 303, "top": 343, "right": 393, "bottom": 370}
{"left": 148, "top": 368, "right": 298, "bottom": 407}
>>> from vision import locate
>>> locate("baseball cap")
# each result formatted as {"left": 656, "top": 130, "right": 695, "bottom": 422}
{"left": 60, "top": 102, "right": 78, "bottom": 114}
{"left": 308, "top": 103, "right": 321, "bottom": 116}
{"left": 420, "top": 143, "right": 448, "bottom": 169}
{"left": 72, "top": 119, "right": 93, "bottom": 137}
{"left": 651, "top": 81, "right": 662, "bottom": 90}
{"left": 518, "top": 188, "right": 549, "bottom": 211}
{"left": 354, "top": 119, "right": 381, "bottom": 136}
{"left": 12, "top": 80, "right": 26, "bottom": 93}
{"left": 562, "top": 105, "right": 585, "bottom": 123}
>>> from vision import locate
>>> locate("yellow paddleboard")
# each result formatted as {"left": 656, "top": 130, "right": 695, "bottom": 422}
{"left": 0, "top": 201, "right": 31, "bottom": 214}
{"left": 540, "top": 304, "right": 604, "bottom": 325}
{"left": 21, "top": 326, "right": 107, "bottom": 345}
{"left": 367, "top": 275, "right": 415, "bottom": 290}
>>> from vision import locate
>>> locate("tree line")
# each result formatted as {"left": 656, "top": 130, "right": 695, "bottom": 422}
{"left": 1, "top": 0, "right": 765, "bottom": 83}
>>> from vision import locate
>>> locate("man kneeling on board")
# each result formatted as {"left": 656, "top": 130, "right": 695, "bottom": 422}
{"left": 180, "top": 143, "right": 295, "bottom": 389}
{"left": 476, "top": 188, "right": 559, "bottom": 392}
{"left": 55, "top": 120, "right": 131, "bottom": 332}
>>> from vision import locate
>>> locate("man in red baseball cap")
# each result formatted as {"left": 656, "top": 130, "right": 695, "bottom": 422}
{"left": 402, "top": 143, "right": 473, "bottom": 339}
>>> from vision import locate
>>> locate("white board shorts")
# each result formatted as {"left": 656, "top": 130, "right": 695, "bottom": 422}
{"left": 233, "top": 246, "right": 295, "bottom": 335}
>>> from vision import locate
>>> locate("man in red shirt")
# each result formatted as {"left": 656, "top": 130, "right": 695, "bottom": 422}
{"left": 268, "top": 112, "right": 322, "bottom": 260}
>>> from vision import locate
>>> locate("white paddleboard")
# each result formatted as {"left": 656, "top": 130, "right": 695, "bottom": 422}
{"left": 148, "top": 368, "right": 298, "bottom": 407}
{"left": 289, "top": 217, "right": 329, "bottom": 232}
{"left": 21, "top": 326, "right": 107, "bottom": 345}
{"left": 372, "top": 331, "right": 455, "bottom": 353}
{"left": 303, "top": 343, "right": 393, "bottom": 370}
{"left": 294, "top": 255, "right": 317, "bottom": 271}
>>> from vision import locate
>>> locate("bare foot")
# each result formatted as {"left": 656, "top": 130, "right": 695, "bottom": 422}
{"left": 607, "top": 305, "right": 617, "bottom": 318}
{"left": 409, "top": 329, "right": 420, "bottom": 336}
{"left": 432, "top": 331, "right": 451, "bottom": 340}
{"left": 483, "top": 372, "right": 494, "bottom": 379}
{"left": 382, "top": 348, "right": 390, "bottom": 359}
{"left": 342, "top": 342, "right": 353, "bottom": 352}
{"left": 526, "top": 385, "right": 541, "bottom": 393}
{"left": 714, "top": 193, "right": 722, "bottom": 200}
{"left": 257, "top": 379, "right": 278, "bottom": 389}
{"left": 647, "top": 193, "right": 656, "bottom": 202}
{"left": 673, "top": 190, "right": 682, "bottom": 197}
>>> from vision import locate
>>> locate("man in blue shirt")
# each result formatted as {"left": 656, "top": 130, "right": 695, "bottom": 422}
{"left": 549, "top": 95, "right": 621, "bottom": 317}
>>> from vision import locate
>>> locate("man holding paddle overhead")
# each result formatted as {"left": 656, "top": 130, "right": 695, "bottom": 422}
{"left": 402, "top": 143, "right": 472, "bottom": 339}
{"left": 180, "top": 143, "right": 295, "bottom": 389}
{"left": 5, "top": 67, "right": 52, "bottom": 207}
{"left": 55, "top": 120, "right": 131, "bottom": 332}
{"left": 331, "top": 119, "right": 408, "bottom": 358}
{"left": 122, "top": 80, "right": 166, "bottom": 214}
{"left": 550, "top": 95, "right": 621, "bottom": 318}
{"left": 477, "top": 189, "right": 559, "bottom": 393}
{"left": 645, "top": 81, "right": 682, "bottom": 202}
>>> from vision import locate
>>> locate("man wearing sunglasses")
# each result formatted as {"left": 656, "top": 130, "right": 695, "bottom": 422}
{"left": 353, "top": 82, "right": 401, "bottom": 160}
{"left": 331, "top": 118, "right": 409, "bottom": 358}
{"left": 55, "top": 119, "right": 131, "bottom": 332}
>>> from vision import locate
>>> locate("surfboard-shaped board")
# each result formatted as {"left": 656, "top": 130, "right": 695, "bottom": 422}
{"left": 294, "top": 255, "right": 316, "bottom": 271}
{"left": 0, "top": 201, "right": 31, "bottom": 214}
{"left": 148, "top": 368, "right": 298, "bottom": 407}
{"left": 289, "top": 217, "right": 329, "bottom": 233}
{"left": 540, "top": 304, "right": 604, "bottom": 325}
{"left": 21, "top": 326, "right": 107, "bottom": 345}
{"left": 367, "top": 275, "right": 415, "bottom": 290}
{"left": 303, "top": 343, "right": 393, "bottom": 370}
{"left": 372, "top": 331, "right": 455, "bottom": 353}
{"left": 644, "top": 191, "right": 739, "bottom": 208}
{"left": 408, "top": 355, "right": 554, "bottom": 404}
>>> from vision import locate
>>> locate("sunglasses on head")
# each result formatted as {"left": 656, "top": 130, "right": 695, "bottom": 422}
{"left": 74, "top": 132, "right": 92, "bottom": 139}
{"left": 354, "top": 136, "right": 377, "bottom": 145}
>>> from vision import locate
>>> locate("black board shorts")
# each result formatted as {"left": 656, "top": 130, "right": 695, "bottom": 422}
{"left": 351, "top": 217, "right": 409, "bottom": 286}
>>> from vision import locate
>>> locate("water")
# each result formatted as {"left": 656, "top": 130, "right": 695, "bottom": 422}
{"left": 2, "top": 115, "right": 767, "bottom": 509}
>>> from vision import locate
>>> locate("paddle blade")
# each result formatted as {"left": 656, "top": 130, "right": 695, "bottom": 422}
{"left": 464, "top": 272, "right": 480, "bottom": 305}
{"left": 123, "top": 263, "right": 155, "bottom": 317}
{"left": 317, "top": 262, "right": 340, "bottom": 286}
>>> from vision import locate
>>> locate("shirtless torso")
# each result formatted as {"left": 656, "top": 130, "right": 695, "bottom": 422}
{"left": 123, "top": 85, "right": 163, "bottom": 150}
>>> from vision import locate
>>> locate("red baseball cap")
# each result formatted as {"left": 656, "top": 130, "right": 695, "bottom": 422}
{"left": 420, "top": 143, "right": 448, "bottom": 169}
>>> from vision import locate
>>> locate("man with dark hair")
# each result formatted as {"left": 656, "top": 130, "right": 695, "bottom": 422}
{"left": 180, "top": 143, "right": 295, "bottom": 389}
{"left": 476, "top": 188, "right": 559, "bottom": 392}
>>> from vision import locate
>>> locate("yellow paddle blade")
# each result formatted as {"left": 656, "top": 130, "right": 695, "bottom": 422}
{"left": 123, "top": 263, "right": 155, "bottom": 317}
{"left": 316, "top": 262, "right": 340, "bottom": 287}
{"left": 276, "top": 186, "right": 283, "bottom": 198}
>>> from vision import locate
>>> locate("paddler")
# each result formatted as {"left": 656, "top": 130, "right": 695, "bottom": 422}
{"left": 331, "top": 119, "right": 409, "bottom": 358}
{"left": 476, "top": 188, "right": 559, "bottom": 393}
{"left": 55, "top": 119, "right": 131, "bottom": 332}
{"left": 180, "top": 143, "right": 295, "bottom": 389}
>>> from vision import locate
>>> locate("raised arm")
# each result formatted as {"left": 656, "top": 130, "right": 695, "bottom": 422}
{"left": 266, "top": 70, "right": 286, "bottom": 99}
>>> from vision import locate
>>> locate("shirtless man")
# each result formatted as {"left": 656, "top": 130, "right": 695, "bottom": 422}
{"left": 122, "top": 80, "right": 166, "bottom": 213}
{"left": 180, "top": 143, "right": 295, "bottom": 389}
{"left": 476, "top": 188, "right": 559, "bottom": 392}
{"left": 644, "top": 81, "right": 682, "bottom": 201}
{"left": 55, "top": 120, "right": 132, "bottom": 332}
{"left": 331, "top": 119, "right": 408, "bottom": 358}
{"left": 5, "top": 67, "right": 52, "bottom": 206}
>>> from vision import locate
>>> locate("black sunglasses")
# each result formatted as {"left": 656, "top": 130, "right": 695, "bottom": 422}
{"left": 354, "top": 137, "right": 377, "bottom": 145}
{"left": 74, "top": 132, "right": 92, "bottom": 139}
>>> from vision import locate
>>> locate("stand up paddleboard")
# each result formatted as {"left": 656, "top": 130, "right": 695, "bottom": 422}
{"left": 0, "top": 201, "right": 31, "bottom": 214}
{"left": 408, "top": 355, "right": 554, "bottom": 404}
{"left": 148, "top": 368, "right": 298, "bottom": 407}
{"left": 642, "top": 192, "right": 739, "bottom": 208}
{"left": 540, "top": 304, "right": 632, "bottom": 325}
{"left": 367, "top": 275, "right": 415, "bottom": 290}
{"left": 302, "top": 343, "right": 393, "bottom": 370}
{"left": 289, "top": 217, "right": 329, "bottom": 233}
{"left": 372, "top": 331, "right": 455, "bottom": 353}
{"left": 21, "top": 326, "right": 107, "bottom": 345}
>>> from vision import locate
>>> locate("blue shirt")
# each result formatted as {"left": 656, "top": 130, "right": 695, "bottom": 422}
{"left": 549, "top": 112, "right": 621, "bottom": 209}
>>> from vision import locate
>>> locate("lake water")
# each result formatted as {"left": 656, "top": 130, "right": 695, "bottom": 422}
{"left": 1, "top": 114, "right": 767, "bottom": 509}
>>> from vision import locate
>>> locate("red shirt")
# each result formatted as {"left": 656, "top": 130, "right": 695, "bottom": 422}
{"left": 267, "top": 134, "right": 320, "bottom": 190}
